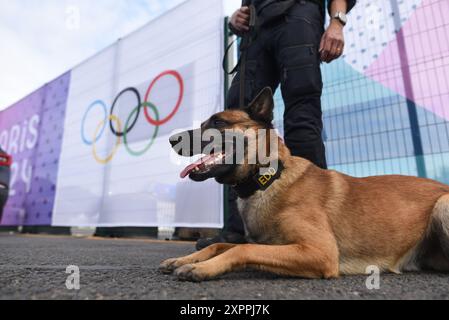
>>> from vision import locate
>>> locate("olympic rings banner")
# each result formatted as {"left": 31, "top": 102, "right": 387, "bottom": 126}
{"left": 1, "top": 0, "right": 225, "bottom": 228}
{"left": 80, "top": 69, "right": 187, "bottom": 166}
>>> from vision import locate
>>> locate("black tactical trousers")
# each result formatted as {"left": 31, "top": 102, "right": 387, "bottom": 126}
{"left": 226, "top": 1, "right": 327, "bottom": 234}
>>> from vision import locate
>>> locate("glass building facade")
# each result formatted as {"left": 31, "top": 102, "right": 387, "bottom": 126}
{"left": 273, "top": 0, "right": 449, "bottom": 184}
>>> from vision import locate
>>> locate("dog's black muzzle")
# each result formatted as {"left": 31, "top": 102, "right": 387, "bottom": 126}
{"left": 169, "top": 129, "right": 214, "bottom": 157}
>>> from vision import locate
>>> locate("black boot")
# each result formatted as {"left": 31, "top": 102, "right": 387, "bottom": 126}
{"left": 196, "top": 189, "right": 247, "bottom": 251}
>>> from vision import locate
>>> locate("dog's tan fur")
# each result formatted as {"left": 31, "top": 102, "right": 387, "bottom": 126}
{"left": 160, "top": 88, "right": 449, "bottom": 282}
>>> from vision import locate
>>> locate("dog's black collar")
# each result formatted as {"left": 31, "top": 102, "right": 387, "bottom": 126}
{"left": 233, "top": 161, "right": 285, "bottom": 199}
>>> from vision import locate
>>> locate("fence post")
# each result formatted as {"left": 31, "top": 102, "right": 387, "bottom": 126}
{"left": 389, "top": 0, "right": 427, "bottom": 178}
{"left": 223, "top": 16, "right": 232, "bottom": 229}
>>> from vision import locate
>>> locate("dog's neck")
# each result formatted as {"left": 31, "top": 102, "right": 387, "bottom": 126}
{"left": 232, "top": 138, "right": 309, "bottom": 199}
{"left": 233, "top": 160, "right": 285, "bottom": 199}
{"left": 233, "top": 141, "right": 312, "bottom": 244}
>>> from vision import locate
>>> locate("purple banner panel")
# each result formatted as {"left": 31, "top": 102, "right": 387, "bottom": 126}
{"left": 0, "top": 72, "right": 70, "bottom": 226}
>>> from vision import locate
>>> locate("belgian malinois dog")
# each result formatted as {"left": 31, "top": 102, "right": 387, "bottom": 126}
{"left": 160, "top": 87, "right": 449, "bottom": 282}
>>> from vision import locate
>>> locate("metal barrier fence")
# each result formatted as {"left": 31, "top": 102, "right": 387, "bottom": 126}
{"left": 271, "top": 0, "right": 449, "bottom": 184}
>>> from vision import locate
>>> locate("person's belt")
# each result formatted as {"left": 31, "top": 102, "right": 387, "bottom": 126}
{"left": 256, "top": 0, "right": 322, "bottom": 16}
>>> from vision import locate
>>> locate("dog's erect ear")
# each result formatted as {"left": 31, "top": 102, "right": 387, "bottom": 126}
{"left": 246, "top": 87, "right": 274, "bottom": 124}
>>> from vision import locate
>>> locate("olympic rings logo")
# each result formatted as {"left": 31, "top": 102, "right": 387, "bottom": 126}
{"left": 81, "top": 70, "right": 184, "bottom": 164}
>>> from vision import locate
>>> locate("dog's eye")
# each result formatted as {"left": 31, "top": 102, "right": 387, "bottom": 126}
{"left": 213, "top": 119, "right": 228, "bottom": 128}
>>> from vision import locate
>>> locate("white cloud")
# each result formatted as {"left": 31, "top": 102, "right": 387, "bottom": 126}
{"left": 0, "top": 0, "right": 188, "bottom": 111}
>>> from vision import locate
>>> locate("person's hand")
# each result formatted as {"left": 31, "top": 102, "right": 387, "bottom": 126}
{"left": 319, "top": 20, "right": 345, "bottom": 63}
{"left": 230, "top": 6, "right": 251, "bottom": 35}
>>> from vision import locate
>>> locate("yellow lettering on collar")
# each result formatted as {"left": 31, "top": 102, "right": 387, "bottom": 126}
{"left": 257, "top": 167, "right": 279, "bottom": 187}
{"left": 258, "top": 175, "right": 270, "bottom": 186}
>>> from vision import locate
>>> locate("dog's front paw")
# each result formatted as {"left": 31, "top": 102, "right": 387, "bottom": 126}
{"left": 174, "top": 264, "right": 208, "bottom": 282}
{"left": 159, "top": 258, "right": 182, "bottom": 274}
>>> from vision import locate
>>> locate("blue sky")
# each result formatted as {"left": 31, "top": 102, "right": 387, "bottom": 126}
{"left": 0, "top": 0, "right": 240, "bottom": 110}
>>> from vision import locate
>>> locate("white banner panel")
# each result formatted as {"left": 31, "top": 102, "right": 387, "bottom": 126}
{"left": 53, "top": 0, "right": 224, "bottom": 227}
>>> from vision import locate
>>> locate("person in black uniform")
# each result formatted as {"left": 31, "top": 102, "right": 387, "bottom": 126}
{"left": 197, "top": 0, "right": 356, "bottom": 250}
{"left": 0, "top": 147, "right": 11, "bottom": 221}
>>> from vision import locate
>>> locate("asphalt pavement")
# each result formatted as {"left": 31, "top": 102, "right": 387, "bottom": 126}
{"left": 1, "top": 234, "right": 449, "bottom": 300}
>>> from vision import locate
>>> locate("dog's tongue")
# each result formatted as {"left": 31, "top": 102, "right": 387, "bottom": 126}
{"left": 180, "top": 154, "right": 214, "bottom": 179}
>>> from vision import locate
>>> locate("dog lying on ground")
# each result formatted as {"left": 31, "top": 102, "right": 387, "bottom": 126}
{"left": 160, "top": 87, "right": 449, "bottom": 282}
